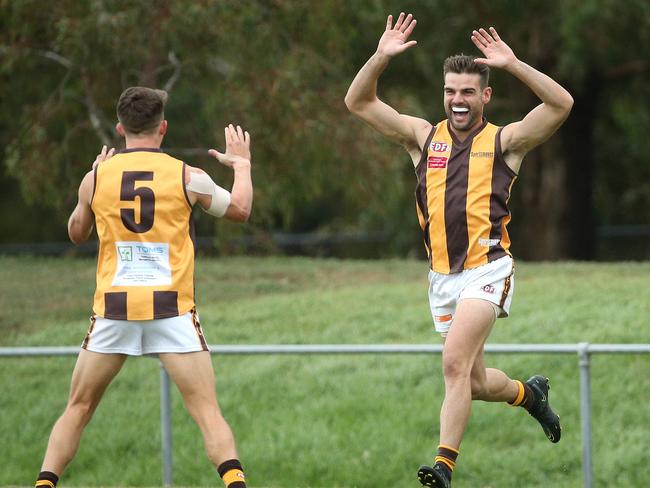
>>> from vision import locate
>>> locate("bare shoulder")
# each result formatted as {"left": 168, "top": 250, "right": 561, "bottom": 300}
{"left": 80, "top": 170, "right": 94, "bottom": 190}
{"left": 499, "top": 122, "right": 525, "bottom": 174}
{"left": 499, "top": 122, "right": 517, "bottom": 151}
{"left": 401, "top": 116, "right": 433, "bottom": 164}
{"left": 415, "top": 118, "right": 434, "bottom": 149}
{"left": 183, "top": 164, "right": 207, "bottom": 184}
{"left": 402, "top": 115, "right": 433, "bottom": 144}
{"left": 79, "top": 170, "right": 95, "bottom": 205}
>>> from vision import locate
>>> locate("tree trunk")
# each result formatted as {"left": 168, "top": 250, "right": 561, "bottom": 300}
{"left": 514, "top": 135, "right": 569, "bottom": 260}
{"left": 561, "top": 75, "right": 599, "bottom": 260}
{"left": 511, "top": 77, "right": 598, "bottom": 261}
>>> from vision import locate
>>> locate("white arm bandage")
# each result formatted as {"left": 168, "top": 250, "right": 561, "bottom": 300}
{"left": 185, "top": 171, "right": 232, "bottom": 217}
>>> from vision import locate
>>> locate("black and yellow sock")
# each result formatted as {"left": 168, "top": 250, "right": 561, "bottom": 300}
{"left": 434, "top": 444, "right": 459, "bottom": 478}
{"left": 217, "top": 459, "right": 246, "bottom": 488}
{"left": 508, "top": 380, "right": 535, "bottom": 410}
{"left": 35, "top": 471, "right": 58, "bottom": 488}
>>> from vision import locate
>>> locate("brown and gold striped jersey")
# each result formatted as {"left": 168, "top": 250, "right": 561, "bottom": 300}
{"left": 91, "top": 148, "right": 195, "bottom": 320}
{"left": 415, "top": 119, "right": 517, "bottom": 274}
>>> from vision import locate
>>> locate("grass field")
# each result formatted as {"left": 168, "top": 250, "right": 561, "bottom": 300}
{"left": 0, "top": 256, "right": 649, "bottom": 487}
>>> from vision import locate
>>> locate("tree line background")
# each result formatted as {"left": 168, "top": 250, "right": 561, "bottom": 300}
{"left": 1, "top": 0, "right": 648, "bottom": 260}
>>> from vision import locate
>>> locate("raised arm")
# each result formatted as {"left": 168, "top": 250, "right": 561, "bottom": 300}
{"left": 472, "top": 27, "right": 573, "bottom": 172}
{"left": 344, "top": 13, "right": 430, "bottom": 155}
{"left": 68, "top": 145, "right": 115, "bottom": 244}
{"left": 68, "top": 171, "right": 95, "bottom": 244}
{"left": 186, "top": 124, "right": 252, "bottom": 223}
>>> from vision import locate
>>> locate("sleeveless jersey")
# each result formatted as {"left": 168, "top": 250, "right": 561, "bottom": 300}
{"left": 414, "top": 119, "right": 517, "bottom": 274}
{"left": 91, "top": 148, "right": 195, "bottom": 320}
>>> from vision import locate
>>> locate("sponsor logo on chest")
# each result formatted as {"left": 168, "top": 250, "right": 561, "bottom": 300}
{"left": 470, "top": 151, "right": 494, "bottom": 159}
{"left": 429, "top": 141, "right": 450, "bottom": 153}
{"left": 428, "top": 140, "right": 450, "bottom": 169}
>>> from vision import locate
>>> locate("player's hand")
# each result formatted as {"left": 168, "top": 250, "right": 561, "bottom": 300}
{"left": 92, "top": 145, "right": 115, "bottom": 169}
{"left": 208, "top": 124, "right": 251, "bottom": 169}
{"left": 376, "top": 12, "right": 417, "bottom": 58}
{"left": 471, "top": 27, "right": 517, "bottom": 69}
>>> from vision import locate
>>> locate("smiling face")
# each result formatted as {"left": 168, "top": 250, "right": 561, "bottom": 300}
{"left": 443, "top": 72, "right": 492, "bottom": 133}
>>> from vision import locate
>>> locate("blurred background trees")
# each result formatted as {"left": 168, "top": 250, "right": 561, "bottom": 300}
{"left": 1, "top": 0, "right": 648, "bottom": 259}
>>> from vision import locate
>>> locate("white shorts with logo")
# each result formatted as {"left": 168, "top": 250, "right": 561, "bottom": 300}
{"left": 82, "top": 308, "right": 209, "bottom": 356}
{"left": 428, "top": 255, "right": 515, "bottom": 335}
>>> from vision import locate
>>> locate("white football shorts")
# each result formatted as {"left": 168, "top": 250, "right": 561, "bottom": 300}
{"left": 82, "top": 308, "right": 209, "bottom": 355}
{"left": 428, "top": 255, "right": 515, "bottom": 335}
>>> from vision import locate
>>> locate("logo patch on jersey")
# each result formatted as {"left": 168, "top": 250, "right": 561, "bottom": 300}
{"left": 112, "top": 241, "right": 172, "bottom": 286}
{"left": 117, "top": 246, "right": 133, "bottom": 262}
{"left": 428, "top": 156, "right": 448, "bottom": 168}
{"left": 470, "top": 151, "right": 494, "bottom": 158}
{"left": 479, "top": 238, "right": 501, "bottom": 247}
{"left": 429, "top": 141, "right": 450, "bottom": 153}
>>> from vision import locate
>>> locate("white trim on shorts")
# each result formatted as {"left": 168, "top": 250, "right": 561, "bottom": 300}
{"left": 428, "top": 255, "right": 515, "bottom": 335}
{"left": 82, "top": 308, "right": 209, "bottom": 356}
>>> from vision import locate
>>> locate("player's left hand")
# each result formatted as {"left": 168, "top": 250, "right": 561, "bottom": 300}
{"left": 92, "top": 145, "right": 116, "bottom": 169}
{"left": 471, "top": 27, "right": 517, "bottom": 69}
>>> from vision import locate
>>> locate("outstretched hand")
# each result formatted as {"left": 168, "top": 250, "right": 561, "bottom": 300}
{"left": 376, "top": 12, "right": 417, "bottom": 58}
{"left": 208, "top": 124, "right": 251, "bottom": 168}
{"left": 471, "top": 27, "right": 517, "bottom": 69}
{"left": 92, "top": 145, "right": 115, "bottom": 169}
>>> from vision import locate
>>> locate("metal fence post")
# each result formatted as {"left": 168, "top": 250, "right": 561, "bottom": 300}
{"left": 3, "top": 343, "right": 650, "bottom": 485}
{"left": 578, "top": 342, "right": 593, "bottom": 488}
{"left": 160, "top": 362, "right": 173, "bottom": 487}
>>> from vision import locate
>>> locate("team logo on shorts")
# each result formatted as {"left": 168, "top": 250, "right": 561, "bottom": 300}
{"left": 482, "top": 284, "right": 495, "bottom": 294}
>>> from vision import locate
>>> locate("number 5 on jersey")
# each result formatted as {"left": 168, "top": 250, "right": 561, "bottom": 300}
{"left": 120, "top": 171, "right": 155, "bottom": 233}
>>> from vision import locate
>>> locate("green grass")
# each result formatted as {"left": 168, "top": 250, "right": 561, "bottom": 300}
{"left": 0, "top": 257, "right": 649, "bottom": 487}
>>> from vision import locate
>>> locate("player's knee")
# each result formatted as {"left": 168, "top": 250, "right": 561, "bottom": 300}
{"left": 185, "top": 396, "right": 221, "bottom": 422}
{"left": 65, "top": 397, "right": 98, "bottom": 424}
{"left": 442, "top": 353, "right": 472, "bottom": 382}
{"left": 187, "top": 401, "right": 229, "bottom": 437}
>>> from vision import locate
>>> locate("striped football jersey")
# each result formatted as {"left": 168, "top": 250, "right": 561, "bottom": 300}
{"left": 415, "top": 119, "right": 517, "bottom": 274}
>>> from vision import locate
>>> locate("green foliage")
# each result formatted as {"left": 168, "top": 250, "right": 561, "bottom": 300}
{"left": 1, "top": 0, "right": 648, "bottom": 249}
{"left": 556, "top": 0, "right": 650, "bottom": 225}
{"left": 0, "top": 257, "right": 649, "bottom": 487}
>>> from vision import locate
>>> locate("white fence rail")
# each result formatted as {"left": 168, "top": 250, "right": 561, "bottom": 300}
{"left": 3, "top": 343, "right": 650, "bottom": 488}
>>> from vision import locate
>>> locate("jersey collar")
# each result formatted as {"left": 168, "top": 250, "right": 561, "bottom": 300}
{"left": 118, "top": 147, "right": 164, "bottom": 154}
{"left": 448, "top": 118, "right": 488, "bottom": 147}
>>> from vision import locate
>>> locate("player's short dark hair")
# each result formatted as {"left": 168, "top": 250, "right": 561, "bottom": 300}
{"left": 443, "top": 54, "right": 490, "bottom": 88}
{"left": 116, "top": 86, "right": 168, "bottom": 134}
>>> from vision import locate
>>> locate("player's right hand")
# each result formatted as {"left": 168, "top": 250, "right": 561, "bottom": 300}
{"left": 376, "top": 12, "right": 417, "bottom": 58}
{"left": 208, "top": 124, "right": 251, "bottom": 169}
